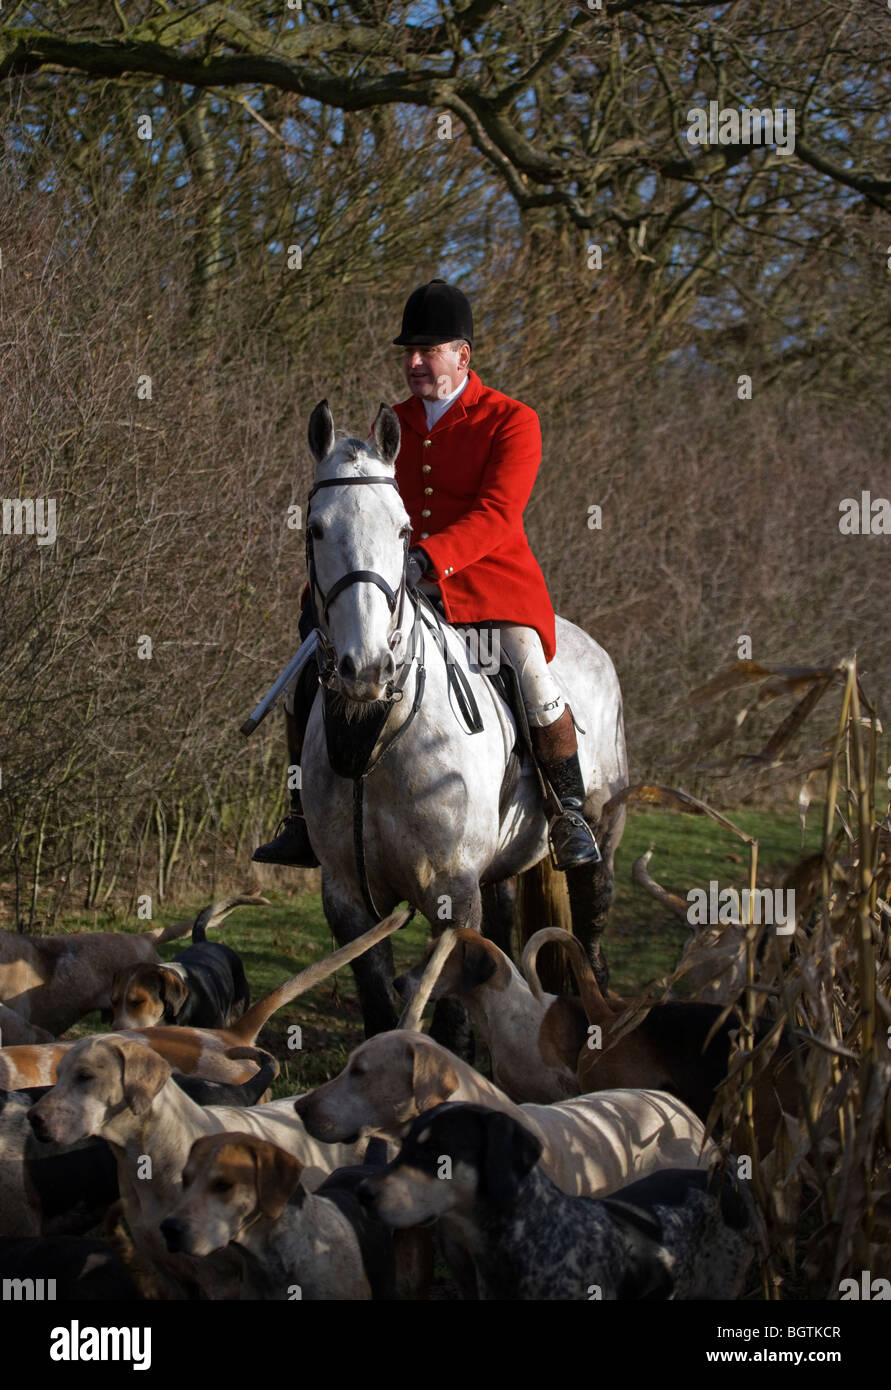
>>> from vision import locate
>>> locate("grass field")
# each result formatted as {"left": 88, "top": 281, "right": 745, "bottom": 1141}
{"left": 51, "top": 801, "right": 826, "bottom": 1097}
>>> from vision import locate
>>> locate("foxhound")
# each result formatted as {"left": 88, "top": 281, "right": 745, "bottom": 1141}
{"left": 160, "top": 1132, "right": 396, "bottom": 1300}
{"left": 28, "top": 1036, "right": 359, "bottom": 1259}
{"left": 0, "top": 896, "right": 264, "bottom": 1039}
{"left": 360, "top": 1103, "right": 756, "bottom": 1300}
{"left": 394, "top": 928, "right": 586, "bottom": 1103}
{"left": 524, "top": 927, "right": 796, "bottom": 1152}
{"left": 294, "top": 1030, "right": 712, "bottom": 1198}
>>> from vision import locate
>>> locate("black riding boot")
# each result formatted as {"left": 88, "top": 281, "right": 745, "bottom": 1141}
{"left": 531, "top": 707, "right": 602, "bottom": 871}
{"left": 252, "top": 784, "right": 319, "bottom": 868}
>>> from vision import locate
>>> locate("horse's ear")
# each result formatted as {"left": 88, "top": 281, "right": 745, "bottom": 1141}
{"left": 308, "top": 399, "right": 335, "bottom": 465}
{"left": 372, "top": 403, "right": 401, "bottom": 467}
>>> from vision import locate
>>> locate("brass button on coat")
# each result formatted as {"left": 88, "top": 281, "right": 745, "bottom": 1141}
{"left": 421, "top": 508, "right": 431, "bottom": 517}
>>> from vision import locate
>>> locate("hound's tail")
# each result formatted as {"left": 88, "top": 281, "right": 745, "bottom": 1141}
{"left": 228, "top": 908, "right": 412, "bottom": 1043}
{"left": 146, "top": 895, "right": 269, "bottom": 946}
{"left": 189, "top": 895, "right": 270, "bottom": 943}
{"left": 514, "top": 858, "right": 575, "bottom": 994}
{"left": 632, "top": 851, "right": 689, "bottom": 921}
{"left": 521, "top": 926, "right": 619, "bottom": 1028}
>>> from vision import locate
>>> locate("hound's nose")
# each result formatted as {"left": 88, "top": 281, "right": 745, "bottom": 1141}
{"left": 27, "top": 1108, "right": 50, "bottom": 1142}
{"left": 357, "top": 1179, "right": 378, "bottom": 1208}
{"left": 160, "top": 1217, "right": 187, "bottom": 1253}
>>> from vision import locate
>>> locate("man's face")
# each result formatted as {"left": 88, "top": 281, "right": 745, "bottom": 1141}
{"left": 403, "top": 342, "right": 470, "bottom": 400}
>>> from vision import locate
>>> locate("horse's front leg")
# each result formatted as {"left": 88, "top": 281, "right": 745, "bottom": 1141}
{"left": 481, "top": 878, "right": 516, "bottom": 960}
{"left": 321, "top": 874, "right": 399, "bottom": 1037}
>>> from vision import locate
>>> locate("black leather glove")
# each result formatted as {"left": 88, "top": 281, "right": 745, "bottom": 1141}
{"left": 406, "top": 546, "right": 430, "bottom": 590}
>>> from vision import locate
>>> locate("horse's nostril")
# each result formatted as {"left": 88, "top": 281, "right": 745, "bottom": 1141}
{"left": 339, "top": 653, "right": 357, "bottom": 679}
{"left": 381, "top": 652, "right": 396, "bottom": 680}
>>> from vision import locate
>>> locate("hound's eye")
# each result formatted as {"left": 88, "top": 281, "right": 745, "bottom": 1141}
{"left": 211, "top": 1179, "right": 233, "bottom": 1195}
{"left": 73, "top": 1071, "right": 92, "bottom": 1084}
{"left": 308, "top": 521, "right": 323, "bottom": 540}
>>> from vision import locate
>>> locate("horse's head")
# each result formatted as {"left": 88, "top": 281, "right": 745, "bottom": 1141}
{"left": 306, "top": 399, "right": 411, "bottom": 705}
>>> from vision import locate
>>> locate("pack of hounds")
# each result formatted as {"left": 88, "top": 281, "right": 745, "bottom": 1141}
{"left": 0, "top": 890, "right": 795, "bottom": 1301}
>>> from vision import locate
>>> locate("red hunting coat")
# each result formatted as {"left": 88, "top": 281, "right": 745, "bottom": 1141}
{"left": 393, "top": 370, "right": 557, "bottom": 662}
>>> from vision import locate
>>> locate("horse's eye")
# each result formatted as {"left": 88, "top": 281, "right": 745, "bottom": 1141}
{"left": 308, "top": 521, "right": 323, "bottom": 541}
{"left": 399, "top": 524, "right": 410, "bottom": 540}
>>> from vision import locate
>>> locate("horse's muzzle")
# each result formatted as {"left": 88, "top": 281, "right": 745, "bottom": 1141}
{"left": 337, "top": 651, "right": 396, "bottom": 702}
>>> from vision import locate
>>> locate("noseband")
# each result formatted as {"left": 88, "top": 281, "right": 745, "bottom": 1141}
{"left": 305, "top": 475, "right": 410, "bottom": 692}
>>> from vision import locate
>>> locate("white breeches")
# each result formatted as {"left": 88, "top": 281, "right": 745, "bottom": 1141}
{"left": 495, "top": 624, "right": 564, "bottom": 727}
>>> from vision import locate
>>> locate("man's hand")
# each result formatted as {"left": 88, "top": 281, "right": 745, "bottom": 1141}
{"left": 406, "top": 547, "right": 430, "bottom": 590}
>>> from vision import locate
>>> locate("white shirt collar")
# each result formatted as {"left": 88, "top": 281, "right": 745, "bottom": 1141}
{"left": 422, "top": 374, "right": 469, "bottom": 430}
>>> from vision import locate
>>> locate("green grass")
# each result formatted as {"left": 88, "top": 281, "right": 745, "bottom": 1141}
{"left": 48, "top": 800, "right": 827, "bottom": 1095}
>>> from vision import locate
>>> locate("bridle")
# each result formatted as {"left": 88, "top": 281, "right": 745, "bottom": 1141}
{"left": 305, "top": 474, "right": 412, "bottom": 696}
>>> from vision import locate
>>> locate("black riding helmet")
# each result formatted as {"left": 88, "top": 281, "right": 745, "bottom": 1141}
{"left": 393, "top": 279, "right": 474, "bottom": 347}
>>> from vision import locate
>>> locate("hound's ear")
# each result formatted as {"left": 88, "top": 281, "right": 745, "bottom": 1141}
{"left": 114, "top": 1041, "right": 171, "bottom": 1118}
{"left": 109, "top": 968, "right": 131, "bottom": 1007}
{"left": 308, "top": 399, "right": 335, "bottom": 465}
{"left": 253, "top": 1139, "right": 305, "bottom": 1220}
{"left": 459, "top": 935, "right": 498, "bottom": 994}
{"left": 409, "top": 1039, "right": 459, "bottom": 1113}
{"left": 158, "top": 968, "right": 190, "bottom": 1017}
{"left": 482, "top": 1111, "right": 541, "bottom": 1210}
{"left": 372, "top": 403, "right": 401, "bottom": 467}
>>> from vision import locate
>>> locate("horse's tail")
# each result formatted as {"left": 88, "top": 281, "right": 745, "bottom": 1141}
{"left": 514, "top": 859, "right": 574, "bottom": 994}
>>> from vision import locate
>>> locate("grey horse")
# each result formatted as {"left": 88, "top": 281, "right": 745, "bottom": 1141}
{"left": 299, "top": 401, "right": 628, "bottom": 1036}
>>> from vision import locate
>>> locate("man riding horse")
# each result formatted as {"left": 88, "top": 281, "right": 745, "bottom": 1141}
{"left": 254, "top": 278, "right": 601, "bottom": 875}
